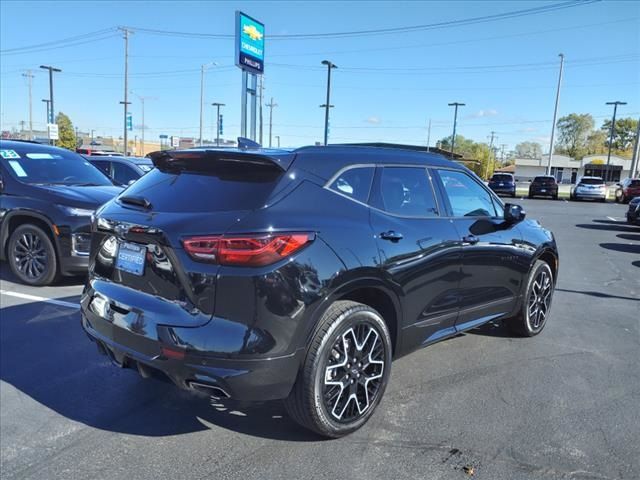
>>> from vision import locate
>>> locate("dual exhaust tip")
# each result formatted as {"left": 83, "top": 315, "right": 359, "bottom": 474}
{"left": 188, "top": 381, "right": 230, "bottom": 399}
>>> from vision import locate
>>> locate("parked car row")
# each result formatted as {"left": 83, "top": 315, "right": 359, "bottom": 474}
{"left": 489, "top": 172, "right": 640, "bottom": 204}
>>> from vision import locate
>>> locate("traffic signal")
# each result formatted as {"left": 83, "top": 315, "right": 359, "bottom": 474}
{"left": 126, "top": 113, "right": 133, "bottom": 131}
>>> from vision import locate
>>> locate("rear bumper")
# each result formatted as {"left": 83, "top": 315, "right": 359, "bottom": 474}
{"left": 574, "top": 191, "right": 606, "bottom": 200}
{"left": 529, "top": 187, "right": 557, "bottom": 196}
{"left": 81, "top": 311, "right": 304, "bottom": 401}
{"left": 489, "top": 185, "right": 516, "bottom": 195}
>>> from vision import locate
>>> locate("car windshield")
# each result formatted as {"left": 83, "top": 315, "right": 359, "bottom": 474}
{"left": 1, "top": 146, "right": 112, "bottom": 186}
{"left": 580, "top": 178, "right": 604, "bottom": 185}
{"left": 491, "top": 174, "right": 512, "bottom": 181}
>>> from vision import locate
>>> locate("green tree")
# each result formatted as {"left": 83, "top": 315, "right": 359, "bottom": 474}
{"left": 601, "top": 117, "right": 638, "bottom": 153}
{"left": 586, "top": 129, "right": 607, "bottom": 155}
{"left": 515, "top": 141, "right": 543, "bottom": 159}
{"left": 55, "top": 112, "right": 76, "bottom": 150}
{"left": 437, "top": 134, "right": 475, "bottom": 157}
{"left": 555, "top": 113, "right": 594, "bottom": 160}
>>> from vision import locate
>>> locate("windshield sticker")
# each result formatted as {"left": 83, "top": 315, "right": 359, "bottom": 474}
{"left": 8, "top": 160, "right": 27, "bottom": 177}
{"left": 25, "top": 153, "right": 54, "bottom": 159}
{"left": 0, "top": 149, "right": 20, "bottom": 160}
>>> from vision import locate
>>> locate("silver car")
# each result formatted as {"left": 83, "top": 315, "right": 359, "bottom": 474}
{"left": 570, "top": 176, "right": 607, "bottom": 202}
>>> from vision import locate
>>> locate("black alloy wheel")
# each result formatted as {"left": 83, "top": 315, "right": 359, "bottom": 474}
{"left": 8, "top": 224, "right": 58, "bottom": 286}
{"left": 285, "top": 300, "right": 392, "bottom": 438}
{"left": 507, "top": 260, "right": 554, "bottom": 337}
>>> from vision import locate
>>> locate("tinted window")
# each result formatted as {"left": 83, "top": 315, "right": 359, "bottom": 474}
{"left": 579, "top": 178, "right": 604, "bottom": 185}
{"left": 121, "top": 165, "right": 282, "bottom": 213}
{"left": 0, "top": 145, "right": 112, "bottom": 186}
{"left": 438, "top": 169, "right": 498, "bottom": 217}
{"left": 113, "top": 162, "right": 139, "bottom": 184}
{"left": 91, "top": 160, "right": 111, "bottom": 176}
{"left": 329, "top": 166, "right": 374, "bottom": 203}
{"left": 491, "top": 174, "right": 513, "bottom": 182}
{"left": 533, "top": 176, "right": 556, "bottom": 183}
{"left": 628, "top": 180, "right": 640, "bottom": 187}
{"left": 373, "top": 167, "right": 438, "bottom": 217}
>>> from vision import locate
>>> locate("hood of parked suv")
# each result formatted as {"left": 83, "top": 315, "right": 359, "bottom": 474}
{"left": 36, "top": 184, "right": 123, "bottom": 209}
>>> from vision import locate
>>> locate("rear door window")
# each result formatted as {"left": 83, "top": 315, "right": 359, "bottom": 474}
{"left": 91, "top": 160, "right": 111, "bottom": 177}
{"left": 370, "top": 166, "right": 438, "bottom": 217}
{"left": 112, "top": 162, "right": 139, "bottom": 185}
{"left": 328, "top": 166, "right": 374, "bottom": 203}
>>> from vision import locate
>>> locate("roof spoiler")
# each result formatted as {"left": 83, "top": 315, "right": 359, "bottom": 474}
{"left": 148, "top": 149, "right": 290, "bottom": 172}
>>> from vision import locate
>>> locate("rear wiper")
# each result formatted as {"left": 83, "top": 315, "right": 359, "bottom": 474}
{"left": 119, "top": 195, "right": 152, "bottom": 209}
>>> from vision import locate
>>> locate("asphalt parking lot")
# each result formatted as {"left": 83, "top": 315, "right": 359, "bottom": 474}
{"left": 1, "top": 199, "right": 638, "bottom": 480}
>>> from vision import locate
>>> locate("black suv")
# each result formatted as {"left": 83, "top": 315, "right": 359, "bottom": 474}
{"left": 528, "top": 175, "right": 559, "bottom": 200}
{"left": 488, "top": 172, "right": 516, "bottom": 197}
{"left": 0, "top": 140, "right": 122, "bottom": 285}
{"left": 81, "top": 146, "right": 558, "bottom": 437}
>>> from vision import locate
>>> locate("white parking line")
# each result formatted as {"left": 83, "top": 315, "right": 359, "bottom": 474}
{"left": 0, "top": 290, "right": 79, "bottom": 309}
{"left": 606, "top": 216, "right": 621, "bottom": 222}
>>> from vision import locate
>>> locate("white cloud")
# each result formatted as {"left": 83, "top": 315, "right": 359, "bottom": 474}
{"left": 467, "top": 109, "right": 498, "bottom": 119}
{"left": 519, "top": 127, "right": 538, "bottom": 133}
{"left": 365, "top": 116, "right": 381, "bottom": 124}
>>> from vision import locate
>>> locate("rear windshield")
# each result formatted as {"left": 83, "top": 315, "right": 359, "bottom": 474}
{"left": 533, "top": 176, "right": 556, "bottom": 183}
{"left": 120, "top": 165, "right": 282, "bottom": 212}
{"left": 1, "top": 145, "right": 112, "bottom": 186}
{"left": 580, "top": 178, "right": 604, "bottom": 185}
{"left": 491, "top": 174, "right": 513, "bottom": 181}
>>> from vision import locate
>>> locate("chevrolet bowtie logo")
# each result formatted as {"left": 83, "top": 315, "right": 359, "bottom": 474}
{"left": 243, "top": 24, "right": 263, "bottom": 41}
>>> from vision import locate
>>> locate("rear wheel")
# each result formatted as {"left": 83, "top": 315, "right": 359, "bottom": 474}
{"left": 506, "top": 260, "right": 554, "bottom": 337}
{"left": 7, "top": 224, "right": 58, "bottom": 286}
{"left": 285, "top": 300, "right": 392, "bottom": 438}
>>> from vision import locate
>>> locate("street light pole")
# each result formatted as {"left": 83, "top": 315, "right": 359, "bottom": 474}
{"left": 448, "top": 102, "right": 465, "bottom": 157}
{"left": 211, "top": 102, "right": 225, "bottom": 147}
{"left": 605, "top": 101, "right": 626, "bottom": 183}
{"left": 22, "top": 70, "right": 34, "bottom": 140}
{"left": 321, "top": 60, "right": 337, "bottom": 146}
{"left": 39, "top": 65, "right": 61, "bottom": 124}
{"left": 42, "top": 99, "right": 50, "bottom": 132}
{"left": 275, "top": 135, "right": 280, "bottom": 148}
{"left": 118, "top": 27, "right": 132, "bottom": 155}
{"left": 547, "top": 53, "right": 564, "bottom": 175}
{"left": 199, "top": 62, "right": 216, "bottom": 146}
{"left": 265, "top": 97, "right": 277, "bottom": 148}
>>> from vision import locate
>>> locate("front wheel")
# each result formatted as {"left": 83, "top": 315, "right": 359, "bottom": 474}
{"left": 285, "top": 300, "right": 392, "bottom": 438}
{"left": 7, "top": 224, "right": 58, "bottom": 286}
{"left": 506, "top": 260, "right": 555, "bottom": 337}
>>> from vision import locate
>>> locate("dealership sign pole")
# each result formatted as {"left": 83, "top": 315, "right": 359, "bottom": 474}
{"left": 236, "top": 11, "right": 264, "bottom": 142}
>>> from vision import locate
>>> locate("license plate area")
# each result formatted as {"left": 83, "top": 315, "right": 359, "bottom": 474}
{"left": 115, "top": 242, "right": 146, "bottom": 276}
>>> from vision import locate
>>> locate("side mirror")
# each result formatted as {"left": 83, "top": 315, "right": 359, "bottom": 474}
{"left": 504, "top": 203, "right": 526, "bottom": 223}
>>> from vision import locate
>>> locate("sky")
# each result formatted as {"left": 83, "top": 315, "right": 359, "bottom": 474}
{"left": 1, "top": 0, "right": 639, "bottom": 152}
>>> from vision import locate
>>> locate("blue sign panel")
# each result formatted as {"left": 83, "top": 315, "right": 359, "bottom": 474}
{"left": 235, "top": 11, "right": 264, "bottom": 75}
{"left": 126, "top": 113, "right": 133, "bottom": 131}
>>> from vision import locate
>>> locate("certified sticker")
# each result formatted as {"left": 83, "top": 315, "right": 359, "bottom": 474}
{"left": 0, "top": 149, "right": 20, "bottom": 160}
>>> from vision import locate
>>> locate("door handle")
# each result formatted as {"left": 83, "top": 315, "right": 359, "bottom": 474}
{"left": 462, "top": 235, "right": 479, "bottom": 245}
{"left": 380, "top": 230, "right": 404, "bottom": 242}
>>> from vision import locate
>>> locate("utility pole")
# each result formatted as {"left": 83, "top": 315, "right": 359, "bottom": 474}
{"left": 266, "top": 97, "right": 277, "bottom": 148}
{"left": 500, "top": 144, "right": 507, "bottom": 164}
{"left": 42, "top": 99, "right": 50, "bottom": 130}
{"left": 211, "top": 102, "right": 225, "bottom": 147}
{"left": 91, "top": 129, "right": 95, "bottom": 143}
{"left": 448, "top": 102, "right": 465, "bottom": 157}
{"left": 426, "top": 118, "right": 432, "bottom": 151}
{"left": 546, "top": 53, "right": 564, "bottom": 175}
{"left": 22, "top": 70, "right": 34, "bottom": 140}
{"left": 39, "top": 65, "right": 61, "bottom": 145}
{"left": 199, "top": 62, "right": 216, "bottom": 146}
{"left": 275, "top": 135, "right": 280, "bottom": 148}
{"left": 119, "top": 27, "right": 132, "bottom": 155}
{"left": 605, "top": 101, "right": 626, "bottom": 183}
{"left": 321, "top": 60, "right": 337, "bottom": 146}
{"left": 259, "top": 76, "right": 265, "bottom": 145}
{"left": 630, "top": 116, "right": 640, "bottom": 178}
{"left": 486, "top": 131, "right": 497, "bottom": 179}
{"left": 132, "top": 93, "right": 155, "bottom": 156}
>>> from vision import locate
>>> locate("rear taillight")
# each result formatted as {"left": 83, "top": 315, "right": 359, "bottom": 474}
{"left": 182, "top": 233, "right": 313, "bottom": 266}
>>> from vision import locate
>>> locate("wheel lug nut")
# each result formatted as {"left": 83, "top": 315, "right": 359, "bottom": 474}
{"left": 356, "top": 373, "right": 361, "bottom": 378}
{"left": 350, "top": 379, "right": 354, "bottom": 384}
{"left": 347, "top": 363, "right": 351, "bottom": 368}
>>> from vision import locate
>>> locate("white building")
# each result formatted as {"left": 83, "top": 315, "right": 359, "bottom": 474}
{"left": 515, "top": 154, "right": 632, "bottom": 184}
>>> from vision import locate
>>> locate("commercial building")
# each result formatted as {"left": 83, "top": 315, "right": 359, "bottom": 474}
{"left": 514, "top": 154, "right": 633, "bottom": 184}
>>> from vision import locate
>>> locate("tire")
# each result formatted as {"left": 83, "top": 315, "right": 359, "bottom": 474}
{"left": 552, "top": 193, "right": 558, "bottom": 200}
{"left": 615, "top": 191, "right": 622, "bottom": 203}
{"left": 528, "top": 193, "right": 533, "bottom": 199}
{"left": 284, "top": 300, "right": 393, "bottom": 438}
{"left": 7, "top": 224, "right": 58, "bottom": 286}
{"left": 506, "top": 260, "right": 554, "bottom": 337}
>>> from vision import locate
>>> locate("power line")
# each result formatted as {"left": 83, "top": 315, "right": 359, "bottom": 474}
{"left": 124, "top": 1, "right": 599, "bottom": 40}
